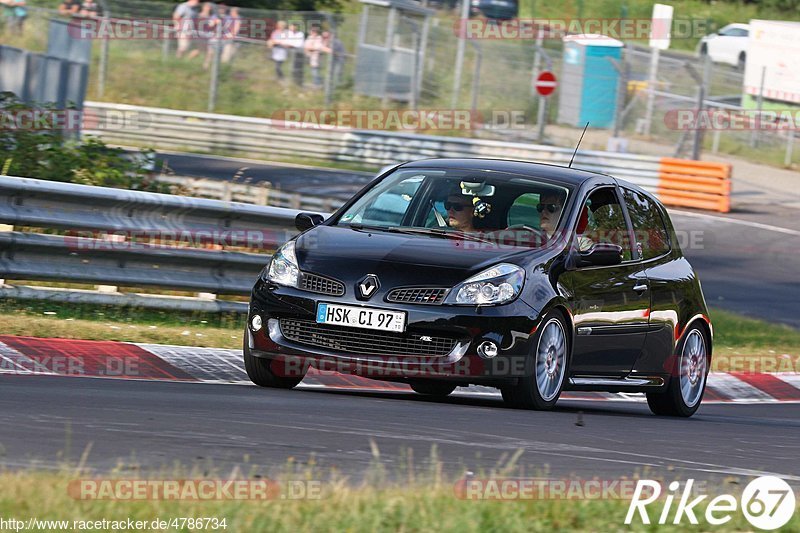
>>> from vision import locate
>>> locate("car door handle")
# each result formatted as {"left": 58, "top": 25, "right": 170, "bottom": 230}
{"left": 633, "top": 283, "right": 648, "bottom": 293}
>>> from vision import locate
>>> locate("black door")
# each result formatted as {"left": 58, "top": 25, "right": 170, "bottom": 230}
{"left": 563, "top": 186, "right": 650, "bottom": 376}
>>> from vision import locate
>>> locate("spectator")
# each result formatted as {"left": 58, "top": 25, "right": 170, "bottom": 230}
{"left": 220, "top": 6, "right": 240, "bottom": 63}
{"left": 173, "top": 0, "right": 200, "bottom": 59}
{"left": 78, "top": 0, "right": 102, "bottom": 18}
{"left": 199, "top": 2, "right": 220, "bottom": 69}
{"left": 58, "top": 0, "right": 80, "bottom": 16}
{"left": 323, "top": 30, "right": 346, "bottom": 88}
{"left": 303, "top": 25, "right": 329, "bottom": 87}
{"left": 286, "top": 22, "right": 304, "bottom": 86}
{"left": 267, "top": 20, "right": 289, "bottom": 81}
{"left": 2, "top": 0, "right": 27, "bottom": 33}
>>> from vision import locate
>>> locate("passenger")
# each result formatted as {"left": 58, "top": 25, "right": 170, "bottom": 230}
{"left": 538, "top": 192, "right": 593, "bottom": 251}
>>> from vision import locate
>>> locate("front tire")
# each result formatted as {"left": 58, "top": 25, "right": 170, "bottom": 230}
{"left": 409, "top": 380, "right": 457, "bottom": 397}
{"left": 243, "top": 329, "right": 304, "bottom": 389}
{"left": 647, "top": 326, "right": 709, "bottom": 417}
{"left": 501, "top": 311, "right": 569, "bottom": 410}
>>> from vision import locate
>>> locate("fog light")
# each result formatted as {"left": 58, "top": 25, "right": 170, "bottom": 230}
{"left": 250, "top": 315, "right": 263, "bottom": 332}
{"left": 477, "top": 340, "right": 498, "bottom": 359}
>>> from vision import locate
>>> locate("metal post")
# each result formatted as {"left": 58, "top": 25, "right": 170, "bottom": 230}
{"left": 609, "top": 57, "right": 627, "bottom": 139}
{"left": 208, "top": 39, "right": 221, "bottom": 112}
{"left": 469, "top": 41, "right": 482, "bottom": 113}
{"left": 450, "top": 0, "right": 470, "bottom": 108}
{"left": 750, "top": 66, "right": 766, "bottom": 148}
{"left": 323, "top": 16, "right": 336, "bottom": 106}
{"left": 786, "top": 128, "right": 795, "bottom": 167}
{"left": 382, "top": 7, "right": 397, "bottom": 107}
{"left": 536, "top": 95, "right": 547, "bottom": 141}
{"left": 97, "top": 17, "right": 109, "bottom": 98}
{"left": 691, "top": 54, "right": 712, "bottom": 161}
{"left": 410, "top": 23, "right": 419, "bottom": 110}
{"left": 529, "top": 25, "right": 543, "bottom": 97}
{"left": 643, "top": 47, "right": 659, "bottom": 137}
{"left": 416, "top": 17, "right": 429, "bottom": 105}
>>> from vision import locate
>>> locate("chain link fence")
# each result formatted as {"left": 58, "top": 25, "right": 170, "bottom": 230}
{"left": 2, "top": 3, "right": 797, "bottom": 167}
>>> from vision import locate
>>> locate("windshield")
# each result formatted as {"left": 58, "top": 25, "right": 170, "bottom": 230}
{"left": 335, "top": 168, "right": 572, "bottom": 248}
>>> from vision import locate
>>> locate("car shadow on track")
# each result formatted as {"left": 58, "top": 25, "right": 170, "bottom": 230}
{"left": 294, "top": 386, "right": 660, "bottom": 418}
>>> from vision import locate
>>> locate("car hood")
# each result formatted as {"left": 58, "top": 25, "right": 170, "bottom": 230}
{"left": 294, "top": 225, "right": 542, "bottom": 289}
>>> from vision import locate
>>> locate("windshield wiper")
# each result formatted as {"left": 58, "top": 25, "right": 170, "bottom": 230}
{"left": 386, "top": 227, "right": 493, "bottom": 244}
{"left": 346, "top": 223, "right": 396, "bottom": 233}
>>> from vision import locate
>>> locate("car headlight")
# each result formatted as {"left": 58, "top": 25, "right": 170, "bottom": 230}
{"left": 447, "top": 263, "right": 525, "bottom": 305}
{"left": 266, "top": 241, "right": 299, "bottom": 287}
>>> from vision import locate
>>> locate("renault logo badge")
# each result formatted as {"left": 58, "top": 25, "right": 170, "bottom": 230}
{"left": 357, "top": 274, "right": 380, "bottom": 300}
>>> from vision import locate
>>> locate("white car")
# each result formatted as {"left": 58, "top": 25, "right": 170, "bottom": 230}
{"left": 697, "top": 23, "right": 750, "bottom": 70}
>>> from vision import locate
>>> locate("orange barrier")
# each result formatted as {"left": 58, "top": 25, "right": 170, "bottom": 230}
{"left": 656, "top": 158, "right": 732, "bottom": 213}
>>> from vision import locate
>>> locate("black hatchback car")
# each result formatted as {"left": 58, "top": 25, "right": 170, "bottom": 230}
{"left": 245, "top": 159, "right": 712, "bottom": 417}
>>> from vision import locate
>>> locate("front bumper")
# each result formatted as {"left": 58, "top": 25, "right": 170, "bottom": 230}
{"left": 247, "top": 279, "right": 543, "bottom": 385}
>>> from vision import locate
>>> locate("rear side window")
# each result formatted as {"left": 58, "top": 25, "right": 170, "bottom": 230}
{"left": 623, "top": 188, "right": 671, "bottom": 260}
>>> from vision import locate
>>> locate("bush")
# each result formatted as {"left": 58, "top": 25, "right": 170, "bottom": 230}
{"left": 0, "top": 92, "right": 168, "bottom": 192}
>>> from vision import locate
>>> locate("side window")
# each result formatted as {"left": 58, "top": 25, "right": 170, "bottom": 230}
{"left": 623, "top": 188, "right": 671, "bottom": 260}
{"left": 583, "top": 188, "right": 633, "bottom": 261}
{"left": 507, "top": 193, "right": 540, "bottom": 227}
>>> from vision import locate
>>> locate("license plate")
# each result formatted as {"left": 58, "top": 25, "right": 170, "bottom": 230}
{"left": 316, "top": 303, "right": 406, "bottom": 333}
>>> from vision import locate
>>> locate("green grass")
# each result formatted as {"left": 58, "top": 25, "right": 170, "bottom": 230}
{"left": 1, "top": 298, "right": 798, "bottom": 370}
{"left": 0, "top": 460, "right": 797, "bottom": 532}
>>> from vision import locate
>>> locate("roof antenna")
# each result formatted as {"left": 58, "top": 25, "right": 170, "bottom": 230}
{"left": 569, "top": 122, "right": 590, "bottom": 168}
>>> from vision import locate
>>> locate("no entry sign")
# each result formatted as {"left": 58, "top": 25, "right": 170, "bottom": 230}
{"left": 535, "top": 71, "right": 557, "bottom": 96}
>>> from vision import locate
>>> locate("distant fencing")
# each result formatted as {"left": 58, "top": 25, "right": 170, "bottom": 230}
{"left": 85, "top": 101, "right": 732, "bottom": 212}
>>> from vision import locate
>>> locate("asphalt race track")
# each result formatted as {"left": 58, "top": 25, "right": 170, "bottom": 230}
{"left": 157, "top": 151, "right": 800, "bottom": 328}
{"left": 2, "top": 375, "right": 799, "bottom": 484}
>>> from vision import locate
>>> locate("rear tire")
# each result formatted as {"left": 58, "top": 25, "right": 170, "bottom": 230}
{"left": 501, "top": 311, "right": 569, "bottom": 410}
{"left": 243, "top": 329, "right": 304, "bottom": 389}
{"left": 647, "top": 325, "right": 709, "bottom": 417}
{"left": 409, "top": 380, "right": 457, "bottom": 397}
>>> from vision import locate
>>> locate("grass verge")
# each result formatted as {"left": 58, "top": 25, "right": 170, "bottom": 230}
{"left": 1, "top": 455, "right": 796, "bottom": 532}
{"left": 0, "top": 298, "right": 797, "bottom": 371}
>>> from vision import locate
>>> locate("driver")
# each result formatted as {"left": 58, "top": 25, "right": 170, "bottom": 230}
{"left": 538, "top": 191, "right": 594, "bottom": 251}
{"left": 444, "top": 193, "right": 476, "bottom": 232}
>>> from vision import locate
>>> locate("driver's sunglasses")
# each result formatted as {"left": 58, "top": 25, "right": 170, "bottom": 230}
{"left": 444, "top": 201, "right": 468, "bottom": 212}
{"left": 536, "top": 203, "right": 561, "bottom": 214}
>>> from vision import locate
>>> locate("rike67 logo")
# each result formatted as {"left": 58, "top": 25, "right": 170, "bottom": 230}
{"left": 626, "top": 476, "right": 796, "bottom": 530}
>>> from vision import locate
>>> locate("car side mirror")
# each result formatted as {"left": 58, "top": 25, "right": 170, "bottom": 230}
{"left": 577, "top": 243, "right": 623, "bottom": 268}
{"left": 295, "top": 212, "right": 325, "bottom": 232}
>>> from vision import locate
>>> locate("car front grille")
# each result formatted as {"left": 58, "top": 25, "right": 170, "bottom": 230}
{"left": 279, "top": 319, "right": 458, "bottom": 357}
{"left": 299, "top": 272, "right": 345, "bottom": 296}
{"left": 386, "top": 287, "right": 449, "bottom": 305}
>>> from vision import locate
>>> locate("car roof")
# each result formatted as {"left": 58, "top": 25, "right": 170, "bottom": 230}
{"left": 397, "top": 157, "right": 659, "bottom": 204}
{"left": 398, "top": 158, "right": 608, "bottom": 187}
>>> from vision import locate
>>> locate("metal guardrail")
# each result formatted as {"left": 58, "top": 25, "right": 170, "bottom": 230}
{"left": 84, "top": 101, "right": 664, "bottom": 184}
{"left": 156, "top": 175, "right": 344, "bottom": 212}
{"left": 0, "top": 175, "right": 307, "bottom": 298}
{"left": 83, "top": 101, "right": 731, "bottom": 211}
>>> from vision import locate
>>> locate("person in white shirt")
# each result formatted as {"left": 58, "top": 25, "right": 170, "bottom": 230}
{"left": 304, "top": 25, "right": 329, "bottom": 87}
{"left": 267, "top": 20, "right": 289, "bottom": 80}
{"left": 285, "top": 23, "right": 305, "bottom": 86}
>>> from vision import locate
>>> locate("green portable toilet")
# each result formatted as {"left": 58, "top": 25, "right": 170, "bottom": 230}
{"left": 557, "top": 34, "right": 623, "bottom": 129}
